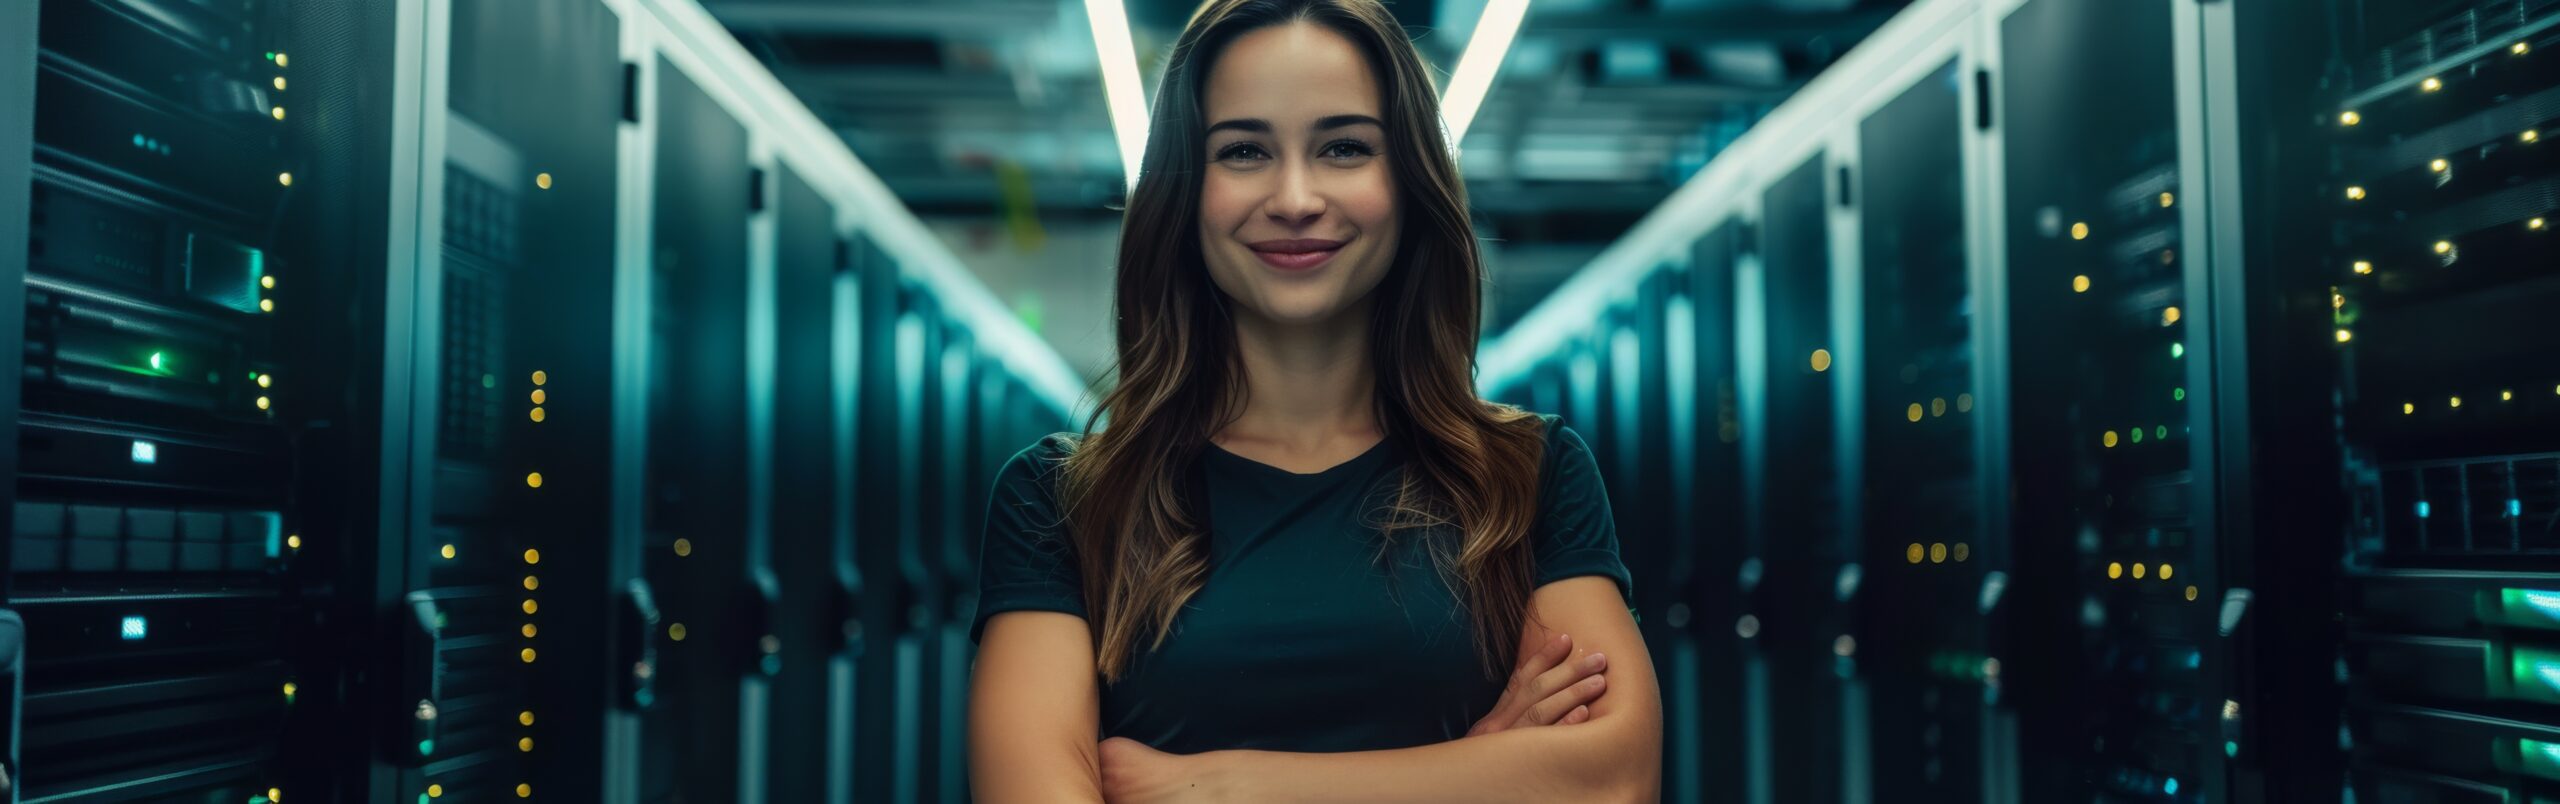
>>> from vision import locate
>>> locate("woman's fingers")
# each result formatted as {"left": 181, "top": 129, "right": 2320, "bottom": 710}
{"left": 1468, "top": 633, "right": 1576, "bottom": 736}
{"left": 1562, "top": 705, "right": 1591, "bottom": 725}
{"left": 1513, "top": 651, "right": 1608, "bottom": 728}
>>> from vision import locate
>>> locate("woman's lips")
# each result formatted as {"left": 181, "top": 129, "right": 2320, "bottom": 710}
{"left": 1249, "top": 239, "right": 1346, "bottom": 272}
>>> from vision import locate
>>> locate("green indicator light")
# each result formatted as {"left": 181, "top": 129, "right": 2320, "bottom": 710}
{"left": 418, "top": 739, "right": 435, "bottom": 756}
{"left": 420, "top": 796, "right": 431, "bottom": 804}
{"left": 2224, "top": 741, "right": 2238, "bottom": 757}
{"left": 2157, "top": 426, "right": 2168, "bottom": 439}
{"left": 482, "top": 374, "right": 497, "bottom": 389}
{"left": 2520, "top": 738, "right": 2560, "bottom": 782}
{"left": 2173, "top": 387, "right": 2186, "bottom": 401}
{"left": 2171, "top": 342, "right": 2186, "bottom": 359}
{"left": 2131, "top": 428, "right": 2145, "bottom": 444}
{"left": 2509, "top": 645, "right": 2560, "bottom": 704}
{"left": 148, "top": 351, "right": 165, "bottom": 371}
{"left": 2500, "top": 589, "right": 2560, "bottom": 627}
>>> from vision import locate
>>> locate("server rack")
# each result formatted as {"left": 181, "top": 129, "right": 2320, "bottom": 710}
{"left": 2311, "top": 0, "right": 2560, "bottom": 800}
{"left": 764, "top": 162, "right": 841, "bottom": 804}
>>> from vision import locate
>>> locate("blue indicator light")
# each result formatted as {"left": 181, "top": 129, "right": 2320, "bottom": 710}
{"left": 120, "top": 616, "right": 148, "bottom": 640}
{"left": 2164, "top": 777, "right": 2180, "bottom": 795}
{"left": 131, "top": 440, "right": 156, "bottom": 464}
{"left": 2416, "top": 501, "right": 2432, "bottom": 519}
{"left": 132, "top": 133, "right": 145, "bottom": 148}
{"left": 2512, "top": 499, "right": 2526, "bottom": 518}
{"left": 2186, "top": 651, "right": 2202, "bottom": 669}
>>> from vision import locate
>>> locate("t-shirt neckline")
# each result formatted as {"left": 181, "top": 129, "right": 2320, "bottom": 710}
{"left": 1205, "top": 436, "right": 1392, "bottom": 480}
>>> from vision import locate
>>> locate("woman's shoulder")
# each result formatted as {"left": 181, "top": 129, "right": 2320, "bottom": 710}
{"left": 992, "top": 433, "right": 1082, "bottom": 504}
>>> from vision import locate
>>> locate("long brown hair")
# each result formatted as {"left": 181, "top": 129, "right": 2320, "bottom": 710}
{"left": 1061, "top": 0, "right": 1547, "bottom": 682}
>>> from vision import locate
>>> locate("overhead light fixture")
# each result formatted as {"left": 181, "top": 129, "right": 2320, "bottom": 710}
{"left": 1085, "top": 0, "right": 1150, "bottom": 189}
{"left": 1441, "top": 0, "right": 1531, "bottom": 146}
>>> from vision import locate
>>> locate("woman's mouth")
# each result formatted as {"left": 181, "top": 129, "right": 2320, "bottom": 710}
{"left": 1248, "top": 238, "right": 1346, "bottom": 272}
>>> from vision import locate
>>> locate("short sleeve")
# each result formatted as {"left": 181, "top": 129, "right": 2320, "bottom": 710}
{"left": 1531, "top": 417, "right": 1637, "bottom": 613}
{"left": 968, "top": 435, "right": 1087, "bottom": 644}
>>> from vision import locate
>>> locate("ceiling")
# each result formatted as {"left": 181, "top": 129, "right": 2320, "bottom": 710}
{"left": 712, "top": 0, "right": 1906, "bottom": 371}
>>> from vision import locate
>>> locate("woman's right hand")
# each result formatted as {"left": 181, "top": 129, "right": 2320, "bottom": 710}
{"left": 1464, "top": 632, "right": 1608, "bottom": 737}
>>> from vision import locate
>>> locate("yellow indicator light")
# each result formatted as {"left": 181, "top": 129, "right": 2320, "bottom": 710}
{"left": 2504, "top": 390, "right": 2515, "bottom": 401}
{"left": 531, "top": 370, "right": 547, "bottom": 386}
{"left": 2531, "top": 218, "right": 2547, "bottom": 230}
{"left": 1810, "top": 349, "right": 1832, "bottom": 372}
{"left": 2132, "top": 563, "right": 2147, "bottom": 579}
{"left": 2345, "top": 186, "right": 2366, "bottom": 200}
{"left": 2339, "top": 110, "right": 2361, "bottom": 126}
{"left": 428, "top": 784, "right": 443, "bottom": 797}
{"left": 1906, "top": 403, "right": 1924, "bottom": 423}
{"left": 2431, "top": 158, "right": 2450, "bottom": 173}
{"left": 2434, "top": 240, "right": 2454, "bottom": 254}
{"left": 1929, "top": 543, "right": 1948, "bottom": 564}
{"left": 522, "top": 623, "right": 537, "bottom": 638}
{"left": 273, "top": 77, "right": 287, "bottom": 91}
{"left": 2526, "top": 129, "right": 2542, "bottom": 144}
{"left": 2071, "top": 222, "right": 2090, "bottom": 240}
{"left": 257, "top": 373, "right": 272, "bottom": 388}
{"left": 261, "top": 275, "right": 276, "bottom": 289}
{"left": 2163, "top": 306, "right": 2182, "bottom": 325}
{"left": 2451, "top": 396, "right": 2463, "bottom": 408}
{"left": 535, "top": 173, "right": 553, "bottom": 190}
{"left": 1931, "top": 398, "right": 1947, "bottom": 417}
{"left": 529, "top": 407, "right": 545, "bottom": 422}
{"left": 670, "top": 623, "right": 688, "bottom": 641}
{"left": 260, "top": 298, "right": 275, "bottom": 313}
{"left": 1956, "top": 393, "right": 1974, "bottom": 412}
{"left": 2160, "top": 563, "right": 2175, "bottom": 580}
{"left": 526, "top": 472, "right": 543, "bottom": 488}
{"left": 523, "top": 575, "right": 539, "bottom": 590}
{"left": 2159, "top": 192, "right": 2174, "bottom": 208}
{"left": 2333, "top": 293, "right": 2345, "bottom": 309}
{"left": 520, "top": 648, "right": 535, "bottom": 663}
{"left": 2103, "top": 430, "right": 2119, "bottom": 448}
{"left": 274, "top": 52, "right": 287, "bottom": 68}
{"left": 524, "top": 548, "right": 540, "bottom": 564}
{"left": 256, "top": 395, "right": 272, "bottom": 410}
{"left": 2422, "top": 76, "right": 2443, "bottom": 92}
{"left": 2108, "top": 562, "right": 2123, "bottom": 579}
{"left": 2336, "top": 329, "right": 2353, "bottom": 343}
{"left": 2186, "top": 585, "right": 2199, "bottom": 601}
{"left": 518, "top": 784, "right": 532, "bottom": 798}
{"left": 283, "top": 681, "right": 297, "bottom": 697}
{"left": 530, "top": 389, "right": 546, "bottom": 404}
{"left": 2072, "top": 275, "right": 2091, "bottom": 293}
{"left": 271, "top": 106, "right": 285, "bottom": 121}
{"left": 1952, "top": 542, "right": 1970, "bottom": 562}
{"left": 2353, "top": 260, "right": 2373, "bottom": 275}
{"left": 519, "top": 737, "right": 534, "bottom": 752}
{"left": 286, "top": 534, "right": 301, "bottom": 550}
{"left": 520, "top": 710, "right": 535, "bottom": 726}
{"left": 522, "top": 599, "right": 538, "bottom": 614}
{"left": 439, "top": 544, "right": 455, "bottom": 559}
{"left": 278, "top": 172, "right": 291, "bottom": 186}
{"left": 673, "top": 538, "right": 693, "bottom": 557}
{"left": 1906, "top": 543, "right": 1925, "bottom": 564}
{"left": 270, "top": 788, "right": 282, "bottom": 802}
{"left": 2404, "top": 402, "right": 2417, "bottom": 415}
{"left": 2518, "top": 41, "right": 2534, "bottom": 55}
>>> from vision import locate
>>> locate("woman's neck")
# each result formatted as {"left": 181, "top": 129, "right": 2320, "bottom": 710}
{"left": 1218, "top": 301, "right": 1381, "bottom": 456}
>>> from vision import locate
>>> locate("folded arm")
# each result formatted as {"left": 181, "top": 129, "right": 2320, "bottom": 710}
{"left": 971, "top": 610, "right": 1107, "bottom": 803}
{"left": 1143, "top": 577, "right": 1663, "bottom": 803}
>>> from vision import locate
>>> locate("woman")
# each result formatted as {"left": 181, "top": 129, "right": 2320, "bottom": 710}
{"left": 966, "top": 0, "right": 1662, "bottom": 800}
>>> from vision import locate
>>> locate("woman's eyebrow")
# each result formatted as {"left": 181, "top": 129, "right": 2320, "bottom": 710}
{"left": 1205, "top": 115, "right": 1386, "bottom": 137}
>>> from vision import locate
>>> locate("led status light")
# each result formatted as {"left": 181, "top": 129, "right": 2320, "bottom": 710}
{"left": 522, "top": 623, "right": 538, "bottom": 638}
{"left": 2336, "top": 329, "right": 2354, "bottom": 343}
{"left": 519, "top": 710, "right": 535, "bottom": 726}
{"left": 1907, "top": 543, "right": 1925, "bottom": 564}
{"left": 519, "top": 737, "right": 534, "bottom": 752}
{"left": 2103, "top": 430, "right": 2119, "bottom": 448}
{"left": 2421, "top": 76, "right": 2444, "bottom": 92}
{"left": 2353, "top": 260, "right": 2374, "bottom": 275}
{"left": 2532, "top": 218, "right": 2548, "bottom": 231}
{"left": 2072, "top": 275, "right": 2091, "bottom": 293}
{"left": 670, "top": 623, "right": 689, "bottom": 641}
{"left": 2518, "top": 41, "right": 2534, "bottom": 55}
{"left": 257, "top": 373, "right": 273, "bottom": 388}
{"left": 535, "top": 172, "right": 553, "bottom": 190}
{"left": 1952, "top": 543, "right": 1970, "bottom": 562}
{"left": 524, "top": 549, "right": 541, "bottom": 564}
{"left": 2162, "top": 306, "right": 2181, "bottom": 325}
{"left": 256, "top": 395, "right": 272, "bottom": 410}
{"left": 2452, "top": 396, "right": 2464, "bottom": 408}
{"left": 2404, "top": 402, "right": 2417, "bottom": 415}
{"left": 2132, "top": 563, "right": 2147, "bottom": 579}
{"left": 2526, "top": 129, "right": 2543, "bottom": 144}
{"left": 523, "top": 598, "right": 539, "bottom": 614}
{"left": 2108, "top": 562, "right": 2124, "bottom": 579}
{"left": 262, "top": 275, "right": 277, "bottom": 289}
{"left": 520, "top": 648, "right": 536, "bottom": 663}
{"left": 1810, "top": 349, "right": 1832, "bottom": 372}
{"left": 278, "top": 172, "right": 292, "bottom": 186}
{"left": 2345, "top": 185, "right": 2366, "bottom": 200}
{"left": 531, "top": 370, "right": 548, "bottom": 386}
{"left": 2160, "top": 564, "right": 2175, "bottom": 580}
{"left": 1929, "top": 543, "right": 1948, "bottom": 564}
{"left": 121, "top": 615, "right": 148, "bottom": 640}
{"left": 1957, "top": 393, "right": 1974, "bottom": 412}
{"left": 523, "top": 575, "right": 539, "bottom": 591}
{"left": 525, "top": 472, "right": 543, "bottom": 488}
{"left": 2430, "top": 158, "right": 2450, "bottom": 173}
{"left": 440, "top": 544, "right": 456, "bottom": 559}
{"left": 1931, "top": 397, "right": 1948, "bottom": 417}
{"left": 287, "top": 534, "right": 302, "bottom": 550}
{"left": 2339, "top": 110, "right": 2362, "bottom": 126}
{"left": 530, "top": 389, "right": 547, "bottom": 405}
{"left": 271, "top": 106, "right": 286, "bottom": 121}
{"left": 2070, "top": 222, "right": 2089, "bottom": 240}
{"left": 261, "top": 299, "right": 276, "bottom": 313}
{"left": 2171, "top": 342, "right": 2185, "bottom": 359}
{"left": 274, "top": 52, "right": 288, "bottom": 67}
{"left": 131, "top": 440, "right": 157, "bottom": 464}
{"left": 1906, "top": 403, "right": 1924, "bottom": 423}
{"left": 273, "top": 77, "right": 287, "bottom": 91}
{"left": 673, "top": 538, "right": 693, "bottom": 557}
{"left": 530, "top": 408, "right": 546, "bottom": 422}
{"left": 2159, "top": 192, "right": 2174, "bottom": 208}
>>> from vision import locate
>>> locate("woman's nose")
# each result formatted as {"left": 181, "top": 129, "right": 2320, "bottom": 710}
{"left": 1263, "top": 163, "right": 1327, "bottom": 227}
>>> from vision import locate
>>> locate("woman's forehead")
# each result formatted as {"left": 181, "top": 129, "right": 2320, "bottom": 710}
{"left": 1203, "top": 22, "right": 1383, "bottom": 124}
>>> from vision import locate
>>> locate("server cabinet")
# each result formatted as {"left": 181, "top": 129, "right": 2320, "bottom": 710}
{"left": 1855, "top": 59, "right": 1990, "bottom": 802}
{"left": 850, "top": 235, "right": 905, "bottom": 803}
{"left": 1751, "top": 154, "right": 1859, "bottom": 803}
{"left": 2315, "top": 0, "right": 2560, "bottom": 800}
{"left": 934, "top": 329, "right": 978, "bottom": 804}
{"left": 1997, "top": 0, "right": 2222, "bottom": 798}
{"left": 639, "top": 59, "right": 757, "bottom": 804}
{"left": 10, "top": 0, "right": 400, "bottom": 798}
{"left": 1683, "top": 223, "right": 1752, "bottom": 804}
{"left": 765, "top": 164, "right": 843, "bottom": 804}
{"left": 0, "top": 0, "right": 30, "bottom": 787}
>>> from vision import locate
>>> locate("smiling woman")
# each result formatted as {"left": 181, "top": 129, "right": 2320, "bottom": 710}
{"left": 965, "top": 1, "right": 1661, "bottom": 803}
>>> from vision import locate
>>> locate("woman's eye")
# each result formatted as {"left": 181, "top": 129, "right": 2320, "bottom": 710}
{"left": 1321, "top": 140, "right": 1376, "bottom": 159}
{"left": 1215, "top": 143, "right": 1269, "bottom": 162}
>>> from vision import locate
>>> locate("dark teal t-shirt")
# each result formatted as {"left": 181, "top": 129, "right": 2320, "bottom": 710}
{"left": 968, "top": 414, "right": 1631, "bottom": 754}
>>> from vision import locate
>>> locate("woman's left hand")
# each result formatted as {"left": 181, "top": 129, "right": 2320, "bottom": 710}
{"left": 1099, "top": 736, "right": 1223, "bottom": 803}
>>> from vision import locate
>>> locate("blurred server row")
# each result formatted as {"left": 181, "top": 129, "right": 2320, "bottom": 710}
{"left": 1480, "top": 0, "right": 2556, "bottom": 800}
{"left": 0, "top": 0, "right": 1081, "bottom": 802}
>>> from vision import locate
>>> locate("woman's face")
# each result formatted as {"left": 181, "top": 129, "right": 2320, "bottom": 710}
{"left": 1196, "top": 21, "right": 1400, "bottom": 328}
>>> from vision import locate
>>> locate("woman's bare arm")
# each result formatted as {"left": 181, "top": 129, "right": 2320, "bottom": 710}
{"left": 971, "top": 610, "right": 1106, "bottom": 803}
{"left": 1105, "top": 576, "right": 1663, "bottom": 803}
